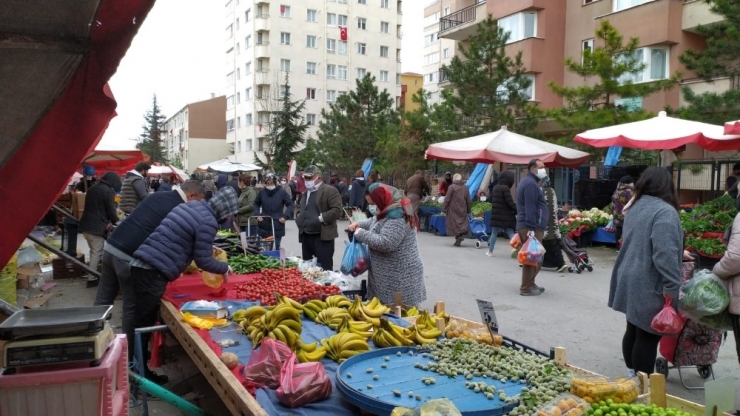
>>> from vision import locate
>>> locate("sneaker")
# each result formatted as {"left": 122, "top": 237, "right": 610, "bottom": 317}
{"left": 520, "top": 289, "right": 543, "bottom": 296}
{"left": 485, "top": 251, "right": 494, "bottom": 257}
{"left": 145, "top": 369, "right": 169, "bottom": 385}
{"left": 557, "top": 265, "right": 569, "bottom": 273}
{"left": 533, "top": 285, "right": 545, "bottom": 292}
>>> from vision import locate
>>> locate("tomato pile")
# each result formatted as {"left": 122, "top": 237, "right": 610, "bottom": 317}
{"left": 233, "top": 267, "right": 342, "bottom": 306}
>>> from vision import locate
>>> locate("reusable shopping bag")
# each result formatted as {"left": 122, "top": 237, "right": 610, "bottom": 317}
{"left": 276, "top": 353, "right": 332, "bottom": 408}
{"left": 340, "top": 236, "right": 370, "bottom": 277}
{"left": 651, "top": 295, "right": 684, "bottom": 336}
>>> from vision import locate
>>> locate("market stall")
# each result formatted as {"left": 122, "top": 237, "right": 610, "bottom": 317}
{"left": 681, "top": 193, "right": 737, "bottom": 268}
{"left": 196, "top": 158, "right": 262, "bottom": 174}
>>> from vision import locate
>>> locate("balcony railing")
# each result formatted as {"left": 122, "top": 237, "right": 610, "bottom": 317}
{"left": 439, "top": 67, "right": 450, "bottom": 83}
{"left": 439, "top": 2, "right": 479, "bottom": 34}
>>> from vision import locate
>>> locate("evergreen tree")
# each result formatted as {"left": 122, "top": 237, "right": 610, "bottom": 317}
{"left": 136, "top": 94, "right": 168, "bottom": 163}
{"left": 255, "top": 74, "right": 308, "bottom": 172}
{"left": 548, "top": 20, "right": 680, "bottom": 156}
{"left": 295, "top": 137, "right": 321, "bottom": 171}
{"left": 677, "top": 0, "right": 740, "bottom": 124}
{"left": 317, "top": 74, "right": 399, "bottom": 174}
{"left": 439, "top": 15, "right": 539, "bottom": 137}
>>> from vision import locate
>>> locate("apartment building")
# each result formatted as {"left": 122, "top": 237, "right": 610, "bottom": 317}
{"left": 421, "top": 0, "right": 462, "bottom": 105}
{"left": 425, "top": 0, "right": 725, "bottom": 123}
{"left": 400, "top": 72, "right": 423, "bottom": 112}
{"left": 225, "top": 0, "right": 404, "bottom": 166}
{"left": 162, "top": 95, "right": 229, "bottom": 172}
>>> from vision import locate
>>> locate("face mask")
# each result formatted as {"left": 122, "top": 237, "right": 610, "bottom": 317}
{"left": 266, "top": 185, "right": 276, "bottom": 190}
{"left": 305, "top": 180, "right": 316, "bottom": 190}
{"left": 536, "top": 168, "right": 547, "bottom": 179}
{"left": 368, "top": 205, "right": 378, "bottom": 215}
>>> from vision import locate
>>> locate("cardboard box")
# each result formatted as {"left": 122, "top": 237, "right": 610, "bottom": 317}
{"left": 16, "top": 274, "right": 29, "bottom": 290}
{"left": 71, "top": 192, "right": 86, "bottom": 219}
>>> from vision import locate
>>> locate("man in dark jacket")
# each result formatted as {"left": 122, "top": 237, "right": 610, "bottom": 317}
{"left": 79, "top": 172, "right": 122, "bottom": 277}
{"left": 128, "top": 187, "right": 236, "bottom": 383}
{"left": 406, "top": 170, "right": 431, "bottom": 217}
{"left": 119, "top": 162, "right": 150, "bottom": 214}
{"left": 254, "top": 175, "right": 294, "bottom": 250}
{"left": 515, "top": 159, "right": 548, "bottom": 296}
{"left": 349, "top": 170, "right": 368, "bottom": 213}
{"left": 225, "top": 171, "right": 242, "bottom": 197}
{"left": 296, "top": 165, "right": 343, "bottom": 270}
{"left": 487, "top": 170, "right": 517, "bottom": 256}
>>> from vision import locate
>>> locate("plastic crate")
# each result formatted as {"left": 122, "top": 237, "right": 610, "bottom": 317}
{"left": 342, "top": 279, "right": 367, "bottom": 300}
{"left": 0, "top": 335, "right": 128, "bottom": 416}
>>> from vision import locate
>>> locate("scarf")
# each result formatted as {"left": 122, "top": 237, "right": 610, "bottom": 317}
{"left": 367, "top": 183, "right": 418, "bottom": 230}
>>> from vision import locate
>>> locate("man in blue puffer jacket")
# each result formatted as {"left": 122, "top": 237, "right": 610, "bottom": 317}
{"left": 127, "top": 187, "right": 238, "bottom": 383}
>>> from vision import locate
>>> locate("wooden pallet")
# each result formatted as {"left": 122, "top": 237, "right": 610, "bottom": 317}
{"left": 160, "top": 300, "right": 267, "bottom": 416}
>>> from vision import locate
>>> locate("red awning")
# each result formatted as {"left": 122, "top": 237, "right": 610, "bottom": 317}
{"left": 0, "top": 0, "right": 155, "bottom": 268}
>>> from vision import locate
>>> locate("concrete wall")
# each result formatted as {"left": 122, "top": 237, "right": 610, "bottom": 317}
{"left": 184, "top": 138, "right": 231, "bottom": 172}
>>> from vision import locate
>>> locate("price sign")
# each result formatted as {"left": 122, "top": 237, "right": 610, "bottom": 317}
{"left": 476, "top": 299, "right": 499, "bottom": 334}
{"left": 240, "top": 232, "right": 248, "bottom": 252}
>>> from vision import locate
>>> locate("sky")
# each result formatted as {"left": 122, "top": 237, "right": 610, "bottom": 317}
{"left": 99, "top": 0, "right": 424, "bottom": 149}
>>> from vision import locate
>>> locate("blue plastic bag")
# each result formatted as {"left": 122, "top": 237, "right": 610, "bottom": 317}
{"left": 340, "top": 237, "right": 370, "bottom": 277}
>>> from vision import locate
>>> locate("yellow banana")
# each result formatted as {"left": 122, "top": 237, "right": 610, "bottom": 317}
{"left": 252, "top": 332, "right": 264, "bottom": 348}
{"left": 242, "top": 305, "right": 267, "bottom": 322}
{"left": 305, "top": 299, "right": 327, "bottom": 312}
{"left": 405, "top": 306, "right": 420, "bottom": 317}
{"left": 348, "top": 320, "right": 373, "bottom": 332}
{"left": 326, "top": 295, "right": 351, "bottom": 308}
{"left": 417, "top": 326, "right": 442, "bottom": 339}
{"left": 269, "top": 326, "right": 287, "bottom": 344}
{"left": 280, "top": 319, "right": 302, "bottom": 333}
{"left": 336, "top": 316, "right": 351, "bottom": 333}
{"left": 298, "top": 346, "right": 327, "bottom": 362}
{"left": 301, "top": 341, "right": 318, "bottom": 352}
{"left": 303, "top": 308, "right": 318, "bottom": 321}
{"left": 410, "top": 326, "right": 438, "bottom": 345}
{"left": 278, "top": 295, "right": 304, "bottom": 311}
{"left": 366, "top": 297, "right": 380, "bottom": 308}
{"left": 276, "top": 324, "right": 297, "bottom": 348}
{"left": 382, "top": 318, "right": 414, "bottom": 347}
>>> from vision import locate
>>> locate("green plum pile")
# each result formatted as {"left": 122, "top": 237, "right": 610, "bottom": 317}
{"left": 588, "top": 400, "right": 696, "bottom": 416}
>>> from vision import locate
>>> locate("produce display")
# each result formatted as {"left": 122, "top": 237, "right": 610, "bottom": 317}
{"left": 228, "top": 254, "right": 282, "bottom": 274}
{"left": 471, "top": 201, "right": 492, "bottom": 216}
{"left": 559, "top": 208, "right": 612, "bottom": 238}
{"left": 587, "top": 401, "right": 696, "bottom": 416}
{"left": 321, "top": 332, "right": 371, "bottom": 363}
{"left": 681, "top": 194, "right": 737, "bottom": 257}
{"left": 445, "top": 319, "right": 503, "bottom": 346}
{"left": 232, "top": 268, "right": 342, "bottom": 306}
{"left": 238, "top": 300, "right": 304, "bottom": 348}
{"left": 570, "top": 376, "right": 638, "bottom": 404}
{"left": 537, "top": 394, "right": 589, "bottom": 416}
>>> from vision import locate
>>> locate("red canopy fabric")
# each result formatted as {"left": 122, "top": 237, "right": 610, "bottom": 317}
{"left": 0, "top": 1, "right": 155, "bottom": 268}
{"left": 725, "top": 120, "right": 740, "bottom": 136}
{"left": 84, "top": 149, "right": 145, "bottom": 175}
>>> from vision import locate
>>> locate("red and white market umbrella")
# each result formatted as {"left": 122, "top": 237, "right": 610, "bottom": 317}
{"left": 574, "top": 111, "right": 740, "bottom": 151}
{"left": 725, "top": 120, "right": 740, "bottom": 136}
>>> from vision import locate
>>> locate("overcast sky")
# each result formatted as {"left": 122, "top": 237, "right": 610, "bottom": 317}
{"left": 99, "top": 0, "right": 424, "bottom": 149}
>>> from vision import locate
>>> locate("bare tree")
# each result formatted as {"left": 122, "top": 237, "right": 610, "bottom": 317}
{"left": 253, "top": 70, "right": 285, "bottom": 173}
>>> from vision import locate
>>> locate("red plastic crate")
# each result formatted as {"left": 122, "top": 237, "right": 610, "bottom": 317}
{"left": 0, "top": 335, "right": 128, "bottom": 416}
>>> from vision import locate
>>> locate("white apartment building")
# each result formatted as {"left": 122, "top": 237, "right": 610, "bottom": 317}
{"left": 225, "top": 0, "right": 404, "bottom": 166}
{"left": 421, "top": 0, "right": 459, "bottom": 105}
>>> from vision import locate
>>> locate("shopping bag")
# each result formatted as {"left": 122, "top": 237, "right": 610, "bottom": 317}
{"left": 678, "top": 269, "right": 730, "bottom": 320}
{"left": 605, "top": 219, "right": 615, "bottom": 233}
{"left": 340, "top": 236, "right": 370, "bottom": 277}
{"left": 276, "top": 353, "right": 332, "bottom": 408}
{"left": 517, "top": 233, "right": 546, "bottom": 266}
{"left": 651, "top": 295, "right": 684, "bottom": 336}
{"left": 243, "top": 338, "right": 295, "bottom": 389}
{"left": 509, "top": 233, "right": 521, "bottom": 249}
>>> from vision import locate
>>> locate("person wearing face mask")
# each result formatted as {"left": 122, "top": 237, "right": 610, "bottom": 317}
{"left": 253, "top": 174, "right": 293, "bottom": 250}
{"left": 515, "top": 159, "right": 549, "bottom": 296}
{"left": 296, "top": 165, "right": 343, "bottom": 270}
{"left": 237, "top": 174, "right": 258, "bottom": 236}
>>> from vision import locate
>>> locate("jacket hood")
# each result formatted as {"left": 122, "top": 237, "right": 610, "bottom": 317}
{"left": 498, "top": 171, "right": 515, "bottom": 188}
{"left": 125, "top": 171, "right": 142, "bottom": 179}
{"left": 209, "top": 187, "right": 238, "bottom": 221}
{"left": 354, "top": 178, "right": 366, "bottom": 186}
{"left": 100, "top": 172, "right": 122, "bottom": 192}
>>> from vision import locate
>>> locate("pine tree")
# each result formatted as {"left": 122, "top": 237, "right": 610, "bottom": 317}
{"left": 317, "top": 74, "right": 399, "bottom": 174}
{"left": 439, "top": 15, "right": 539, "bottom": 137}
{"left": 295, "top": 137, "right": 321, "bottom": 171}
{"left": 255, "top": 74, "right": 308, "bottom": 172}
{"left": 136, "top": 94, "right": 168, "bottom": 163}
{"left": 677, "top": 0, "right": 740, "bottom": 124}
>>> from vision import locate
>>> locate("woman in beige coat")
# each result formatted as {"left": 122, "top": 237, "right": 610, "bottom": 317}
{"left": 711, "top": 211, "right": 740, "bottom": 364}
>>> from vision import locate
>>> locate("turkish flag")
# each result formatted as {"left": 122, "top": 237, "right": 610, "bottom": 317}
{"left": 339, "top": 26, "right": 348, "bottom": 41}
{"left": 280, "top": 5, "right": 285, "bottom": 14}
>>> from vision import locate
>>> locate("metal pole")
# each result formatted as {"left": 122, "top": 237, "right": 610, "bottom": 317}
{"left": 128, "top": 371, "right": 208, "bottom": 416}
{"left": 0, "top": 298, "right": 19, "bottom": 318}
{"left": 26, "top": 233, "right": 100, "bottom": 278}
{"left": 134, "top": 325, "right": 169, "bottom": 415}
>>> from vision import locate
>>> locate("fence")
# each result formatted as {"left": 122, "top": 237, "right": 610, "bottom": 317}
{"left": 672, "top": 159, "right": 740, "bottom": 200}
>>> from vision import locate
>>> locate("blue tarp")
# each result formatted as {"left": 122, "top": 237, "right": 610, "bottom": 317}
{"left": 604, "top": 146, "right": 622, "bottom": 167}
{"left": 361, "top": 158, "right": 374, "bottom": 179}
{"left": 465, "top": 163, "right": 488, "bottom": 200}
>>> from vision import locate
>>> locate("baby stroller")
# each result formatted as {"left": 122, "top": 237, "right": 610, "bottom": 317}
{"left": 654, "top": 257, "right": 723, "bottom": 390}
{"left": 560, "top": 235, "right": 594, "bottom": 273}
{"left": 468, "top": 214, "right": 490, "bottom": 249}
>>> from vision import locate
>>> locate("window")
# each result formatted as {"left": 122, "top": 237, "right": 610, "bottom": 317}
{"left": 380, "top": 70, "right": 389, "bottom": 82}
{"left": 327, "top": 13, "right": 337, "bottom": 26}
{"left": 258, "top": 138, "right": 265, "bottom": 151}
{"left": 444, "top": 6, "right": 450, "bottom": 16}
{"left": 617, "top": 47, "right": 669, "bottom": 84}
{"left": 226, "top": 24, "right": 233, "bottom": 39}
{"left": 237, "top": 141, "right": 241, "bottom": 153}
{"left": 358, "top": 0, "right": 367, "bottom": 4}
{"left": 280, "top": 32, "right": 291, "bottom": 45}
{"left": 306, "top": 35, "right": 317, "bottom": 48}
{"left": 280, "top": 59, "right": 291, "bottom": 72}
{"left": 280, "top": 5, "right": 291, "bottom": 17}
{"left": 236, "top": 42, "right": 241, "bottom": 55}
{"left": 424, "top": 72, "right": 439, "bottom": 85}
{"left": 227, "top": 119, "right": 235, "bottom": 131}
{"left": 306, "top": 88, "right": 317, "bottom": 99}
{"left": 381, "top": 0, "right": 390, "bottom": 8}
{"left": 424, "top": 32, "right": 438, "bottom": 46}
{"left": 327, "top": 64, "right": 337, "bottom": 79}
{"left": 498, "top": 12, "right": 537, "bottom": 44}
{"left": 356, "top": 68, "right": 367, "bottom": 79}
{"left": 227, "top": 95, "right": 235, "bottom": 108}
{"left": 226, "top": 71, "right": 235, "bottom": 86}
{"left": 396, "top": 73, "right": 401, "bottom": 85}
{"left": 338, "top": 15, "right": 348, "bottom": 26}
{"left": 380, "top": 21, "right": 390, "bottom": 33}
{"left": 245, "top": 35, "right": 252, "bottom": 48}
{"left": 280, "top": 84, "right": 290, "bottom": 96}
{"left": 237, "top": 92, "right": 241, "bottom": 104}
{"left": 237, "top": 117, "right": 241, "bottom": 128}
{"left": 496, "top": 74, "right": 535, "bottom": 100}
{"left": 357, "top": 43, "right": 367, "bottom": 55}
{"left": 396, "top": 49, "right": 402, "bottom": 62}
{"left": 613, "top": 0, "right": 650, "bottom": 12}
{"left": 443, "top": 48, "right": 450, "bottom": 58}
{"left": 306, "top": 114, "right": 317, "bottom": 125}
{"left": 246, "top": 139, "right": 253, "bottom": 151}
{"left": 236, "top": 68, "right": 241, "bottom": 79}
{"left": 257, "top": 59, "right": 267, "bottom": 72}
{"left": 256, "top": 31, "right": 267, "bottom": 45}
{"left": 327, "top": 38, "right": 336, "bottom": 53}
{"left": 338, "top": 41, "right": 348, "bottom": 55}
{"left": 306, "top": 9, "right": 318, "bottom": 22}
{"left": 357, "top": 18, "right": 367, "bottom": 30}
{"left": 338, "top": 65, "right": 348, "bottom": 80}
{"left": 424, "top": 52, "right": 440, "bottom": 64}
{"left": 327, "top": 90, "right": 337, "bottom": 102}
{"left": 236, "top": 18, "right": 240, "bottom": 30}
{"left": 582, "top": 38, "right": 594, "bottom": 63}
{"left": 245, "top": 8, "right": 251, "bottom": 21}
{"left": 424, "top": 12, "right": 440, "bottom": 27}
{"left": 246, "top": 113, "right": 253, "bottom": 125}
{"left": 306, "top": 62, "right": 317, "bottom": 75}
{"left": 245, "top": 88, "right": 252, "bottom": 100}
{"left": 379, "top": 46, "right": 389, "bottom": 58}
{"left": 245, "top": 61, "right": 252, "bottom": 74}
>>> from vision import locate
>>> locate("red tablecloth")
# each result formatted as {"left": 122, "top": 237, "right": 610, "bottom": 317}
{"left": 162, "top": 272, "right": 260, "bottom": 308}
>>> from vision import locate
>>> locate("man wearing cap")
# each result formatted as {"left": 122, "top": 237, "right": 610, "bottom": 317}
{"left": 296, "top": 166, "right": 343, "bottom": 270}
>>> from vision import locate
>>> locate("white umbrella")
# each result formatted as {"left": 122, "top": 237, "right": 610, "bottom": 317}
{"left": 147, "top": 165, "right": 190, "bottom": 181}
{"left": 574, "top": 111, "right": 740, "bottom": 151}
{"left": 425, "top": 126, "right": 590, "bottom": 167}
{"left": 197, "top": 158, "right": 262, "bottom": 173}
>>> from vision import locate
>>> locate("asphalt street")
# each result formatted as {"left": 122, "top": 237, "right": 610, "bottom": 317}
{"left": 278, "top": 219, "right": 740, "bottom": 409}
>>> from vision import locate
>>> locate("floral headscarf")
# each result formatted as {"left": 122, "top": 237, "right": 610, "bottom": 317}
{"left": 367, "top": 183, "right": 418, "bottom": 230}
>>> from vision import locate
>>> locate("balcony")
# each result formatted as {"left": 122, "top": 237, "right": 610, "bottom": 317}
{"left": 438, "top": 67, "right": 451, "bottom": 87}
{"left": 438, "top": 1, "right": 486, "bottom": 41}
{"left": 595, "top": 0, "right": 681, "bottom": 46}
{"left": 255, "top": 15, "right": 270, "bottom": 31}
{"left": 679, "top": 77, "right": 733, "bottom": 107}
{"left": 255, "top": 42, "right": 270, "bottom": 59}
{"left": 682, "top": 0, "right": 724, "bottom": 33}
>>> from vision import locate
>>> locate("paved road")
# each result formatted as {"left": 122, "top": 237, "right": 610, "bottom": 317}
{"left": 278, "top": 219, "right": 740, "bottom": 409}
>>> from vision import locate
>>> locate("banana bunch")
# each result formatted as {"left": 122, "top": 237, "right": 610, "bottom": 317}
{"left": 416, "top": 310, "right": 449, "bottom": 329}
{"left": 348, "top": 297, "right": 389, "bottom": 327}
{"left": 315, "top": 307, "right": 351, "bottom": 329}
{"left": 233, "top": 305, "right": 266, "bottom": 324}
{"left": 302, "top": 299, "right": 327, "bottom": 320}
{"left": 325, "top": 294, "right": 351, "bottom": 309}
{"left": 321, "top": 332, "right": 370, "bottom": 363}
{"left": 296, "top": 341, "right": 327, "bottom": 363}
{"left": 402, "top": 306, "right": 420, "bottom": 317}
{"left": 276, "top": 294, "right": 304, "bottom": 311}
{"left": 336, "top": 316, "right": 374, "bottom": 339}
{"left": 242, "top": 303, "right": 302, "bottom": 348}
{"left": 408, "top": 325, "right": 442, "bottom": 345}
{"left": 372, "top": 318, "right": 415, "bottom": 347}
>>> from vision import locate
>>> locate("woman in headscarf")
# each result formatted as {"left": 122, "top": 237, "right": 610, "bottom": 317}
{"left": 442, "top": 173, "right": 471, "bottom": 247}
{"left": 347, "top": 183, "right": 426, "bottom": 307}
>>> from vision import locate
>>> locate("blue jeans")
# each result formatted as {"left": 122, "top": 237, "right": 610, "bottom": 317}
{"left": 488, "top": 227, "right": 516, "bottom": 252}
